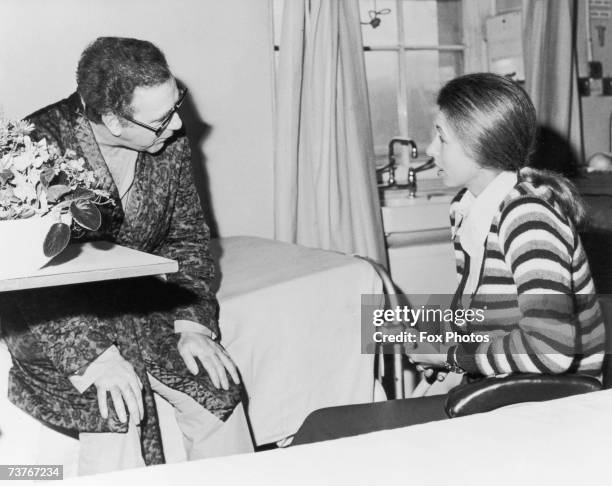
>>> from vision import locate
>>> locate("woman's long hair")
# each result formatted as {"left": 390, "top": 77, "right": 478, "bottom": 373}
{"left": 437, "top": 73, "right": 585, "bottom": 227}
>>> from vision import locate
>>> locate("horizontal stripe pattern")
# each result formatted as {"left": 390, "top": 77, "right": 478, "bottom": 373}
{"left": 449, "top": 181, "right": 605, "bottom": 377}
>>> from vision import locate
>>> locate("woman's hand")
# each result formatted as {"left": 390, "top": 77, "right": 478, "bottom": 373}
{"left": 407, "top": 339, "right": 447, "bottom": 367}
{"left": 407, "top": 341, "right": 448, "bottom": 381}
{"left": 177, "top": 332, "right": 240, "bottom": 390}
{"left": 408, "top": 352, "right": 447, "bottom": 368}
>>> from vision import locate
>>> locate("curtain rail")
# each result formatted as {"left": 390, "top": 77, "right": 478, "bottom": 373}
{"left": 274, "top": 45, "right": 466, "bottom": 52}
{"left": 364, "top": 45, "right": 465, "bottom": 52}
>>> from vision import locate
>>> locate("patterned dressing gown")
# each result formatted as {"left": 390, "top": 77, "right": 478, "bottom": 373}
{"left": 1, "top": 93, "right": 242, "bottom": 465}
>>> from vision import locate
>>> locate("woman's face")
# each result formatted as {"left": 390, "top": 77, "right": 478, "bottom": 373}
{"left": 426, "top": 110, "right": 482, "bottom": 190}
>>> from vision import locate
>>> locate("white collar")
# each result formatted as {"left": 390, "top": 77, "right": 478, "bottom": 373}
{"left": 456, "top": 171, "right": 518, "bottom": 247}
{"left": 456, "top": 171, "right": 517, "bottom": 294}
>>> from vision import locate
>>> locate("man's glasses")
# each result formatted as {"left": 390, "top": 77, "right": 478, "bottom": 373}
{"left": 122, "top": 87, "right": 188, "bottom": 137}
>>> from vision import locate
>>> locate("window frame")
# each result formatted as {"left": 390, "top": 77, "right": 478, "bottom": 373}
{"left": 363, "top": 0, "right": 466, "bottom": 165}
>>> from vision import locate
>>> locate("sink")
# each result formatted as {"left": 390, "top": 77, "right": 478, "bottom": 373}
{"left": 381, "top": 186, "right": 454, "bottom": 207}
{"left": 379, "top": 182, "right": 458, "bottom": 234}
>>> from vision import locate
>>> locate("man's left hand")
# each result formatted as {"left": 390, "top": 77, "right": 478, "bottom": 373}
{"left": 177, "top": 332, "right": 240, "bottom": 390}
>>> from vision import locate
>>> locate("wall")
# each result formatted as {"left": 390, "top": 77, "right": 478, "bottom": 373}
{"left": 0, "top": 0, "right": 276, "bottom": 238}
{"left": 575, "top": 0, "right": 612, "bottom": 158}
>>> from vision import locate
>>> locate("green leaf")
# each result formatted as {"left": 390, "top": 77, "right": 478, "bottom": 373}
{"left": 43, "top": 222, "right": 71, "bottom": 258}
{"left": 70, "top": 199, "right": 101, "bottom": 231}
{"left": 39, "top": 168, "right": 55, "bottom": 188}
{"left": 46, "top": 184, "right": 71, "bottom": 203}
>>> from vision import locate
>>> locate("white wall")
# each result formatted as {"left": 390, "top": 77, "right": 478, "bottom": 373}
{"left": 0, "top": 0, "right": 275, "bottom": 238}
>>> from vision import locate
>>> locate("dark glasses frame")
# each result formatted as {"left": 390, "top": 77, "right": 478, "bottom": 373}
{"left": 122, "top": 87, "right": 188, "bottom": 136}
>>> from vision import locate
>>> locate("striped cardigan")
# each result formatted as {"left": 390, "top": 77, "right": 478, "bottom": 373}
{"left": 448, "top": 181, "right": 605, "bottom": 377}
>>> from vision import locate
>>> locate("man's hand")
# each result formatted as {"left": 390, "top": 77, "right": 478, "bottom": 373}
{"left": 177, "top": 332, "right": 240, "bottom": 390}
{"left": 92, "top": 357, "right": 143, "bottom": 424}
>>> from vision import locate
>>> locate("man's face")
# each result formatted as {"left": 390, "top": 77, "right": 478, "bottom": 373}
{"left": 119, "top": 79, "right": 183, "bottom": 154}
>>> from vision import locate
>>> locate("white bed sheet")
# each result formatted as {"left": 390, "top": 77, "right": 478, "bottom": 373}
{"left": 66, "top": 389, "right": 612, "bottom": 486}
{"left": 211, "top": 236, "right": 381, "bottom": 444}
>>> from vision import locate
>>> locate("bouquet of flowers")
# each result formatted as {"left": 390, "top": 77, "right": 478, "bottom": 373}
{"left": 0, "top": 117, "right": 112, "bottom": 259}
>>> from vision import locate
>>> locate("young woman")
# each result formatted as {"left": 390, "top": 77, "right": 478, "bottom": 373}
{"left": 293, "top": 73, "right": 605, "bottom": 444}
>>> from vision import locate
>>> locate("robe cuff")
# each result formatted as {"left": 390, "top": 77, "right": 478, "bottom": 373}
{"left": 69, "top": 345, "right": 122, "bottom": 394}
{"left": 174, "top": 320, "right": 216, "bottom": 340}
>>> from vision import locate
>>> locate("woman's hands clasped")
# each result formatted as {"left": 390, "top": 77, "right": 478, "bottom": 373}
{"left": 407, "top": 341, "right": 448, "bottom": 382}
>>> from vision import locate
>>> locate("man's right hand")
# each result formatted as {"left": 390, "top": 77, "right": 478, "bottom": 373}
{"left": 92, "top": 357, "right": 144, "bottom": 424}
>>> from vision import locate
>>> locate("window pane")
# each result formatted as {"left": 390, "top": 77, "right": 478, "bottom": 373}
{"left": 402, "top": 0, "right": 462, "bottom": 45}
{"left": 365, "top": 51, "right": 400, "bottom": 161}
{"left": 360, "top": 0, "right": 398, "bottom": 46}
{"left": 437, "top": 0, "right": 462, "bottom": 45}
{"left": 439, "top": 50, "right": 463, "bottom": 84}
{"left": 403, "top": 51, "right": 440, "bottom": 149}
{"left": 403, "top": 50, "right": 463, "bottom": 149}
{"left": 402, "top": 0, "right": 439, "bottom": 45}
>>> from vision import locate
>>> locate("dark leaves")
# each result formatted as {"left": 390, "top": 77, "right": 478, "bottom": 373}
{"left": 0, "top": 169, "right": 13, "bottom": 185}
{"left": 64, "top": 188, "right": 95, "bottom": 201}
{"left": 39, "top": 168, "right": 55, "bottom": 188}
{"left": 43, "top": 222, "right": 71, "bottom": 258}
{"left": 55, "top": 171, "right": 69, "bottom": 186}
{"left": 46, "top": 184, "right": 71, "bottom": 203}
{"left": 70, "top": 199, "right": 101, "bottom": 231}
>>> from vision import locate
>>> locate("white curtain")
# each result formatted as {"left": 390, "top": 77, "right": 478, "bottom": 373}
{"left": 523, "top": 0, "right": 583, "bottom": 164}
{"left": 274, "top": 0, "right": 387, "bottom": 264}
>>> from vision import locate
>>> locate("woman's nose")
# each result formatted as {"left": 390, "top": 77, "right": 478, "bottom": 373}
{"left": 426, "top": 138, "right": 438, "bottom": 158}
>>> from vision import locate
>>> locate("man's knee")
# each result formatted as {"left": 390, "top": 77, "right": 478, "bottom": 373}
{"left": 208, "top": 380, "right": 244, "bottom": 422}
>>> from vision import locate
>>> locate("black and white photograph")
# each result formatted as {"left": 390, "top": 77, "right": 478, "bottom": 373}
{"left": 1, "top": 0, "right": 611, "bottom": 484}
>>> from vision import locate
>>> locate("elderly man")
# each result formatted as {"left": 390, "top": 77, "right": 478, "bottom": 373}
{"left": 2, "top": 37, "right": 253, "bottom": 474}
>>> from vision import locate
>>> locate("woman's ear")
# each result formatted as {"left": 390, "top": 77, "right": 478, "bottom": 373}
{"left": 101, "top": 112, "right": 123, "bottom": 137}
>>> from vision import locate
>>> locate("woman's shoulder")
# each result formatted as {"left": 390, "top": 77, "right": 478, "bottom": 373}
{"left": 497, "top": 181, "right": 574, "bottom": 239}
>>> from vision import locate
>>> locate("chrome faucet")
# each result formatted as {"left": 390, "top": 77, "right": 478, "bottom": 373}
{"left": 376, "top": 138, "right": 419, "bottom": 188}
{"left": 407, "top": 158, "right": 435, "bottom": 198}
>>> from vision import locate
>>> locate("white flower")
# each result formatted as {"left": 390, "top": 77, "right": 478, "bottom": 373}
{"left": 11, "top": 172, "right": 37, "bottom": 202}
{"left": 10, "top": 151, "right": 35, "bottom": 172}
{"left": 0, "top": 154, "right": 10, "bottom": 170}
{"left": 0, "top": 117, "right": 112, "bottom": 223}
{"left": 66, "top": 157, "right": 85, "bottom": 171}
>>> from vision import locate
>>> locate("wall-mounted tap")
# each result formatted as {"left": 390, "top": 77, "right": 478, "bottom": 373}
{"left": 389, "top": 137, "right": 418, "bottom": 160}
{"left": 376, "top": 138, "right": 419, "bottom": 188}
{"left": 407, "top": 157, "right": 435, "bottom": 198}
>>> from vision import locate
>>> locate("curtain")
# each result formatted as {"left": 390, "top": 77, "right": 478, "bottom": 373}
{"left": 274, "top": 0, "right": 387, "bottom": 264}
{"left": 523, "top": 0, "right": 583, "bottom": 171}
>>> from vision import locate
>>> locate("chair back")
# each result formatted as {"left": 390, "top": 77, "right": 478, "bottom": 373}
{"left": 598, "top": 296, "right": 612, "bottom": 389}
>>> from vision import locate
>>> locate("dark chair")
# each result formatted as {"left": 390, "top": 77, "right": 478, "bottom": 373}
{"left": 445, "top": 297, "right": 611, "bottom": 417}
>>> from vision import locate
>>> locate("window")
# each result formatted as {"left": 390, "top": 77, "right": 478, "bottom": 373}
{"left": 272, "top": 0, "right": 479, "bottom": 167}
{"left": 360, "top": 0, "right": 464, "bottom": 165}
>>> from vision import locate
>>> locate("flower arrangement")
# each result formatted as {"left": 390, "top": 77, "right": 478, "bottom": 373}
{"left": 0, "top": 117, "right": 112, "bottom": 258}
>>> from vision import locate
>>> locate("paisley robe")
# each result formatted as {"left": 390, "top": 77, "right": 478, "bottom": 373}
{"left": 1, "top": 93, "right": 242, "bottom": 465}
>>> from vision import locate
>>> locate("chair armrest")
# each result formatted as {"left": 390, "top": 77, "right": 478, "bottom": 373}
{"left": 445, "top": 374, "right": 601, "bottom": 418}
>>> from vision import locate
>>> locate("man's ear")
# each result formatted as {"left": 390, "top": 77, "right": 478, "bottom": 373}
{"left": 101, "top": 112, "right": 123, "bottom": 137}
